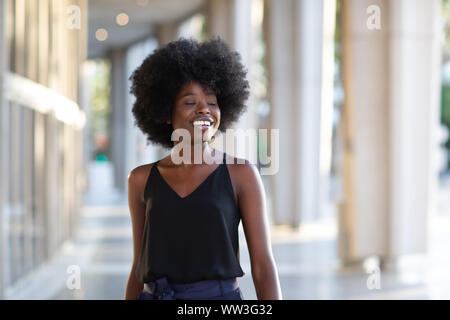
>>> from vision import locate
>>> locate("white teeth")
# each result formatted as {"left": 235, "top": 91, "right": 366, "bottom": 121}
{"left": 193, "top": 120, "right": 211, "bottom": 126}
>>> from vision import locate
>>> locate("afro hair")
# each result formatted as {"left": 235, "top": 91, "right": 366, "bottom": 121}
{"left": 129, "top": 37, "right": 250, "bottom": 149}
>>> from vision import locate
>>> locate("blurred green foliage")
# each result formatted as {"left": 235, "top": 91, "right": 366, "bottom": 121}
{"left": 89, "top": 59, "right": 111, "bottom": 161}
{"left": 441, "top": 86, "right": 450, "bottom": 149}
{"left": 442, "top": 0, "right": 450, "bottom": 169}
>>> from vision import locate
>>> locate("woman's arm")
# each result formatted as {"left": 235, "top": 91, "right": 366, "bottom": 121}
{"left": 124, "top": 165, "right": 148, "bottom": 299}
{"left": 234, "top": 161, "right": 282, "bottom": 300}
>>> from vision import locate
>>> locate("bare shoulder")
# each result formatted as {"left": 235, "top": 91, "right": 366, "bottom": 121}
{"left": 225, "top": 156, "right": 261, "bottom": 195}
{"left": 127, "top": 163, "right": 155, "bottom": 185}
{"left": 225, "top": 155, "right": 259, "bottom": 174}
{"left": 128, "top": 162, "right": 158, "bottom": 203}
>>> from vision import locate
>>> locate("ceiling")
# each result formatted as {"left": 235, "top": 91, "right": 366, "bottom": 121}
{"left": 87, "top": 0, "right": 205, "bottom": 58}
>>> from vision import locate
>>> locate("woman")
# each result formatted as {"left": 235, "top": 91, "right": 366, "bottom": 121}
{"left": 124, "top": 38, "right": 282, "bottom": 300}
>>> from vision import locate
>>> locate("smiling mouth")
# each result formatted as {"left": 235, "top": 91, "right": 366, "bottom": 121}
{"left": 192, "top": 120, "right": 214, "bottom": 129}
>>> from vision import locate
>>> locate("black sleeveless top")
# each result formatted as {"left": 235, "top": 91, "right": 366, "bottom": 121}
{"left": 135, "top": 152, "right": 245, "bottom": 284}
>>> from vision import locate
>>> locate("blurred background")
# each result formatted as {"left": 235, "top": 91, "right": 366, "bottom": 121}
{"left": 0, "top": 0, "right": 449, "bottom": 300}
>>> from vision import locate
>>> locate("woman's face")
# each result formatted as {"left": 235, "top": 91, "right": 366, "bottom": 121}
{"left": 168, "top": 80, "right": 221, "bottom": 144}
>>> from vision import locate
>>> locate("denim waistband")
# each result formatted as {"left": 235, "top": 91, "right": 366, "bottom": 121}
{"left": 142, "top": 277, "right": 239, "bottom": 300}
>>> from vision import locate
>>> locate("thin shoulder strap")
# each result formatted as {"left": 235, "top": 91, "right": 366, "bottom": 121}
{"left": 143, "top": 160, "right": 159, "bottom": 201}
{"left": 223, "top": 151, "right": 226, "bottom": 164}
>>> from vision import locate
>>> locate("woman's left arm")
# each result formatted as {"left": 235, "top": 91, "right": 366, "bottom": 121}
{"left": 236, "top": 162, "right": 282, "bottom": 300}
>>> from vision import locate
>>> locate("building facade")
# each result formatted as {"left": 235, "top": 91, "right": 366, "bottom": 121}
{"left": 0, "top": 0, "right": 88, "bottom": 298}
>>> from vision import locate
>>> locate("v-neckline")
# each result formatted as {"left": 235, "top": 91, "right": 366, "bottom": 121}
{"left": 154, "top": 162, "right": 223, "bottom": 200}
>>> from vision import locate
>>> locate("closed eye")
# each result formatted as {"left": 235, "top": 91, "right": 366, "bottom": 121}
{"left": 184, "top": 102, "right": 216, "bottom": 106}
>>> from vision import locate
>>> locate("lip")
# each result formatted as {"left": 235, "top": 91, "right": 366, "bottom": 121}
{"left": 191, "top": 116, "right": 214, "bottom": 123}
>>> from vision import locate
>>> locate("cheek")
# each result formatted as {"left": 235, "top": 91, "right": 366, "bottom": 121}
{"left": 171, "top": 107, "right": 189, "bottom": 124}
{"left": 215, "top": 108, "right": 221, "bottom": 123}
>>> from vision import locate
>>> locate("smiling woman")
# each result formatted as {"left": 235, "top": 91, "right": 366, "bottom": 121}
{"left": 124, "top": 37, "right": 282, "bottom": 300}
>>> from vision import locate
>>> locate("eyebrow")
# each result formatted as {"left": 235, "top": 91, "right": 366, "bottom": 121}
{"left": 181, "top": 92, "right": 215, "bottom": 97}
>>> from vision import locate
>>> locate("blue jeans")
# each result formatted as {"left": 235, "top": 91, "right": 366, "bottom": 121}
{"left": 138, "top": 277, "right": 244, "bottom": 300}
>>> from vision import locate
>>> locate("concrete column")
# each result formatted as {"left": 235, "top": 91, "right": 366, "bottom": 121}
{"left": 125, "top": 38, "right": 161, "bottom": 175}
{"left": 110, "top": 39, "right": 162, "bottom": 192}
{"left": 157, "top": 22, "right": 179, "bottom": 46}
{"left": 389, "top": 0, "right": 442, "bottom": 256}
{"left": 205, "top": 0, "right": 234, "bottom": 45}
{"left": 339, "top": 0, "right": 442, "bottom": 263}
{"left": 0, "top": 0, "right": 11, "bottom": 300}
{"left": 232, "top": 0, "right": 261, "bottom": 147}
{"left": 266, "top": 0, "right": 335, "bottom": 226}
{"left": 265, "top": 0, "right": 296, "bottom": 225}
{"left": 206, "top": 0, "right": 252, "bottom": 70}
{"left": 109, "top": 49, "right": 128, "bottom": 191}
{"left": 205, "top": 0, "right": 259, "bottom": 160}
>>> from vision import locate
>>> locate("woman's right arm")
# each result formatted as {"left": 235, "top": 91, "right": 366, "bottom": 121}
{"left": 124, "top": 165, "right": 149, "bottom": 300}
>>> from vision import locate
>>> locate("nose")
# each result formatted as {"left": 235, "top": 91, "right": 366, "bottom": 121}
{"left": 195, "top": 100, "right": 211, "bottom": 114}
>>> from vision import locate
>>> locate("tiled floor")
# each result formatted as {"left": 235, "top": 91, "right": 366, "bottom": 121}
{"left": 6, "top": 163, "right": 450, "bottom": 300}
